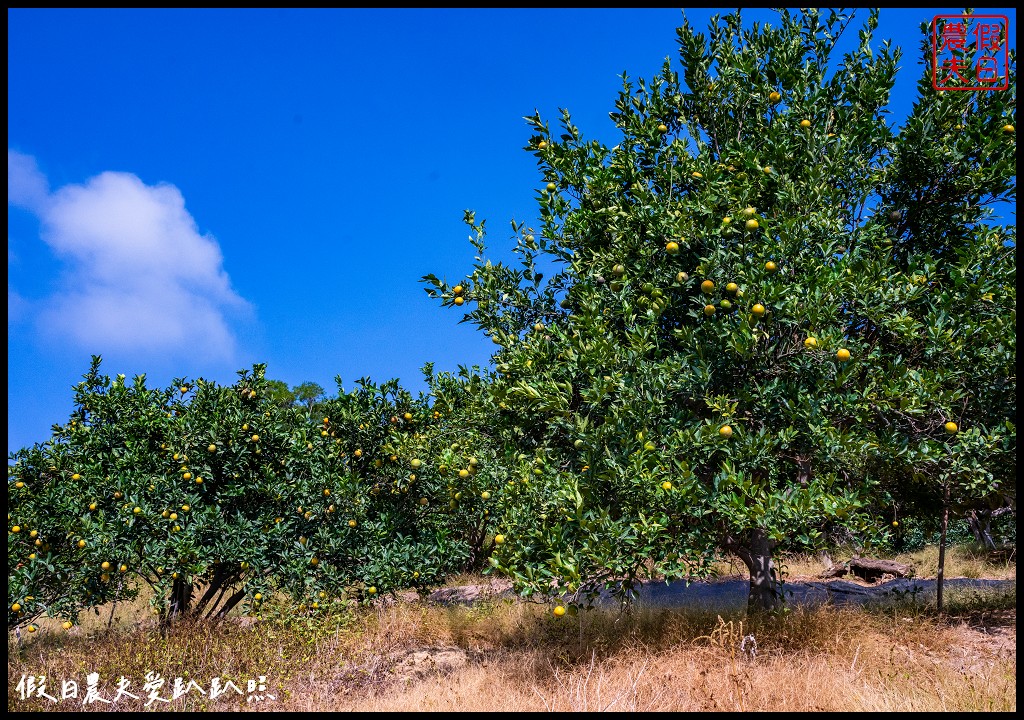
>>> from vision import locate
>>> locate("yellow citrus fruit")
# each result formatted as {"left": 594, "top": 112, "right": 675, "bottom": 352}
{"left": 745, "top": 218, "right": 759, "bottom": 231}
{"left": 538, "top": 141, "right": 548, "bottom": 149}
{"left": 410, "top": 458, "right": 422, "bottom": 470}
{"left": 348, "top": 519, "right": 357, "bottom": 528}
{"left": 459, "top": 469, "right": 470, "bottom": 478}
{"left": 837, "top": 348, "right": 851, "bottom": 362}
{"left": 751, "top": 304, "right": 766, "bottom": 317}
{"left": 743, "top": 206, "right": 756, "bottom": 217}
{"left": 454, "top": 296, "right": 465, "bottom": 306}
{"left": 704, "top": 304, "right": 716, "bottom": 316}
{"left": 892, "top": 521, "right": 899, "bottom": 527}
{"left": 765, "top": 261, "right": 778, "bottom": 273}
{"left": 546, "top": 182, "right": 556, "bottom": 192}
{"left": 62, "top": 621, "right": 73, "bottom": 630}
{"left": 182, "top": 472, "right": 192, "bottom": 480}
{"left": 725, "top": 282, "right": 738, "bottom": 294}
{"left": 661, "top": 481, "right": 672, "bottom": 491}
{"left": 77, "top": 539, "right": 86, "bottom": 548}
{"left": 1002, "top": 124, "right": 1014, "bottom": 134}
{"left": 945, "top": 422, "right": 959, "bottom": 434}
{"left": 553, "top": 606, "right": 566, "bottom": 617}
{"left": 769, "top": 91, "right": 782, "bottom": 103}
{"left": 692, "top": 171, "right": 703, "bottom": 179}
{"left": 310, "top": 557, "right": 319, "bottom": 566}
{"left": 804, "top": 337, "right": 818, "bottom": 348}
{"left": 700, "top": 280, "right": 715, "bottom": 294}
{"left": 657, "top": 124, "right": 668, "bottom": 133}
{"left": 676, "top": 271, "right": 689, "bottom": 283}
{"left": 119, "top": 564, "right": 128, "bottom": 573}
{"left": 208, "top": 444, "right": 216, "bottom": 452}
{"left": 494, "top": 534, "right": 505, "bottom": 544}
{"left": 72, "top": 473, "right": 81, "bottom": 481}
{"left": 367, "top": 586, "right": 377, "bottom": 595}
{"left": 800, "top": 119, "right": 811, "bottom": 128}
{"left": 133, "top": 507, "right": 141, "bottom": 515}
{"left": 101, "top": 561, "right": 111, "bottom": 571}
{"left": 719, "top": 426, "right": 733, "bottom": 439}
{"left": 27, "top": 624, "right": 37, "bottom": 633}
{"left": 251, "top": 434, "right": 259, "bottom": 442}
{"left": 666, "top": 241, "right": 680, "bottom": 255}
{"left": 481, "top": 491, "right": 491, "bottom": 500}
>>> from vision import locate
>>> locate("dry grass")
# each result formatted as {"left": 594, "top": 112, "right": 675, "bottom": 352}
{"left": 8, "top": 555, "right": 1016, "bottom": 712}
{"left": 732, "top": 544, "right": 1018, "bottom": 582}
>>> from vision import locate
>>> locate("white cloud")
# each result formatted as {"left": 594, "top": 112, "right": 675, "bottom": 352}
{"left": 8, "top": 149, "right": 50, "bottom": 211}
{"left": 8, "top": 150, "right": 251, "bottom": 362}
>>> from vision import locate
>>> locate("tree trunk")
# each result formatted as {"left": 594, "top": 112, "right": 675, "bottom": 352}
{"left": 731, "top": 528, "right": 782, "bottom": 612}
{"left": 169, "top": 577, "right": 193, "bottom": 619}
{"left": 966, "top": 508, "right": 996, "bottom": 550}
{"left": 936, "top": 481, "right": 950, "bottom": 614}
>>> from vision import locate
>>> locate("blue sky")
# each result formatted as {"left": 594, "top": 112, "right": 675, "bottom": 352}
{"left": 7, "top": 8, "right": 1016, "bottom": 454}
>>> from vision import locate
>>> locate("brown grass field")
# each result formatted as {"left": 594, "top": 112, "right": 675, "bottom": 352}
{"left": 8, "top": 546, "right": 1015, "bottom": 712}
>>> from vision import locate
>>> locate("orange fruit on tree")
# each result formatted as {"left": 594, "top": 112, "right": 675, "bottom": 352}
{"left": 703, "top": 304, "right": 716, "bottom": 316}
{"left": 553, "top": 605, "right": 566, "bottom": 617}
{"left": 1002, "top": 124, "right": 1014, "bottom": 134}
{"left": 700, "top": 280, "right": 715, "bottom": 294}
{"left": 836, "top": 348, "right": 851, "bottom": 362}
{"left": 769, "top": 91, "right": 782, "bottom": 103}
{"left": 657, "top": 123, "right": 668, "bottom": 133}
{"left": 751, "top": 303, "right": 766, "bottom": 317}
{"left": 765, "top": 261, "right": 778, "bottom": 273}
{"left": 800, "top": 119, "right": 811, "bottom": 128}
{"left": 944, "top": 422, "right": 959, "bottom": 434}
{"left": 719, "top": 425, "right": 733, "bottom": 438}
{"left": 745, "top": 218, "right": 759, "bottom": 231}
{"left": 453, "top": 296, "right": 465, "bottom": 306}
{"left": 804, "top": 337, "right": 818, "bottom": 348}
{"left": 666, "top": 241, "right": 680, "bottom": 255}
{"left": 546, "top": 182, "right": 557, "bottom": 192}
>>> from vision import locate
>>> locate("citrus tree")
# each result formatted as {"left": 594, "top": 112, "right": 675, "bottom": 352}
{"left": 8, "top": 358, "right": 499, "bottom": 629}
{"left": 426, "top": 9, "right": 1015, "bottom": 612}
{"left": 864, "top": 19, "right": 1016, "bottom": 605}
